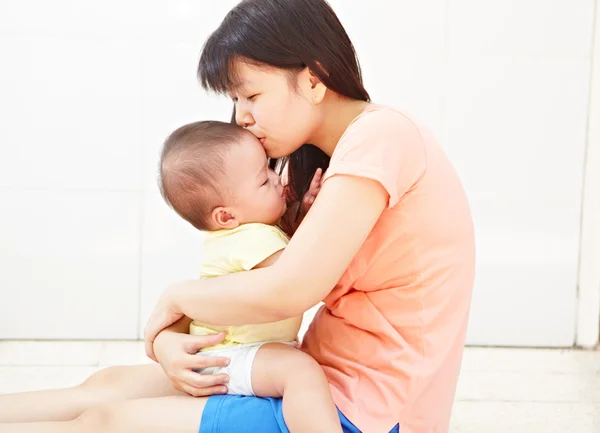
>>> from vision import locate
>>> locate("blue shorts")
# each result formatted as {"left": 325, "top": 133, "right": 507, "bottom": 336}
{"left": 200, "top": 395, "right": 400, "bottom": 433}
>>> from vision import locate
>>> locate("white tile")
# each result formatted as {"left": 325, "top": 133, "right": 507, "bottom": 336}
{"left": 98, "top": 341, "right": 149, "bottom": 366}
{"left": 443, "top": 0, "right": 595, "bottom": 347}
{"left": 456, "top": 369, "right": 600, "bottom": 403}
{"left": 464, "top": 198, "right": 580, "bottom": 347}
{"left": 332, "top": 0, "right": 446, "bottom": 138}
{"left": 0, "top": 366, "right": 103, "bottom": 394}
{"left": 138, "top": 191, "right": 206, "bottom": 338}
{"left": 0, "top": 341, "right": 102, "bottom": 366}
{"left": 461, "top": 348, "right": 600, "bottom": 374}
{"left": 0, "top": 190, "right": 141, "bottom": 339}
{"left": 450, "top": 401, "right": 600, "bottom": 433}
{"left": 443, "top": 0, "right": 594, "bottom": 196}
{"left": 0, "top": 35, "right": 143, "bottom": 191}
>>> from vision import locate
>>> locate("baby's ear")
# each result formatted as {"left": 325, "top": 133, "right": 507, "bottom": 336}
{"left": 211, "top": 206, "right": 240, "bottom": 230}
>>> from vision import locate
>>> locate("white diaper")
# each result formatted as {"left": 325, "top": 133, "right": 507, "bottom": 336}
{"left": 195, "top": 341, "right": 294, "bottom": 396}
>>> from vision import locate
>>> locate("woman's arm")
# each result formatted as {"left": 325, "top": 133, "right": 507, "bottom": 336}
{"left": 169, "top": 174, "right": 387, "bottom": 324}
{"left": 161, "top": 315, "right": 193, "bottom": 333}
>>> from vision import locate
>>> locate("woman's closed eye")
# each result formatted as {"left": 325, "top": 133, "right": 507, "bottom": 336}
{"left": 230, "top": 94, "right": 257, "bottom": 103}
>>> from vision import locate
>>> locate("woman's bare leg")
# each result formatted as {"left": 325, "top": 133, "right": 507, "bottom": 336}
{"left": 0, "top": 363, "right": 185, "bottom": 423}
{"left": 0, "top": 394, "right": 208, "bottom": 433}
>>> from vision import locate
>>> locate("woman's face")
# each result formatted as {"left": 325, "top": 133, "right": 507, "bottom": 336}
{"left": 228, "top": 61, "right": 320, "bottom": 158}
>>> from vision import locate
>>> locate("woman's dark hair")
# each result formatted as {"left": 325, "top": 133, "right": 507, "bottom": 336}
{"left": 198, "top": 0, "right": 370, "bottom": 214}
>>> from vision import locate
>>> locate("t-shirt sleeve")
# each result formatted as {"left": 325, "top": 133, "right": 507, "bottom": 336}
{"left": 323, "top": 109, "right": 427, "bottom": 208}
{"left": 230, "top": 224, "right": 289, "bottom": 271}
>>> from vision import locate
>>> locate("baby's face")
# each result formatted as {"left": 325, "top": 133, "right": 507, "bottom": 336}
{"left": 224, "top": 133, "right": 287, "bottom": 226}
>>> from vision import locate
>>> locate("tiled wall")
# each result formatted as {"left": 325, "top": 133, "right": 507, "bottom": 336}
{"left": 0, "top": 0, "right": 595, "bottom": 345}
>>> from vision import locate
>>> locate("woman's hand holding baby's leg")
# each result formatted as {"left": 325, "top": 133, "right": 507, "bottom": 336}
{"left": 251, "top": 343, "right": 343, "bottom": 433}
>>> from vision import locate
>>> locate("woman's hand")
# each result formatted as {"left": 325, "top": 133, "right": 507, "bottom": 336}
{"left": 144, "top": 286, "right": 185, "bottom": 361}
{"left": 153, "top": 329, "right": 231, "bottom": 397}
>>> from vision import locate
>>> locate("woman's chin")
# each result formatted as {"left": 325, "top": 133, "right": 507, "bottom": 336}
{"left": 265, "top": 143, "right": 295, "bottom": 160}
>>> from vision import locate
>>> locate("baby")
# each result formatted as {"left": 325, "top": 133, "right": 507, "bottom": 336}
{"left": 159, "top": 120, "right": 342, "bottom": 433}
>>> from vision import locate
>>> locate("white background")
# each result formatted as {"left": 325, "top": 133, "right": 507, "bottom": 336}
{"left": 0, "top": 0, "right": 596, "bottom": 346}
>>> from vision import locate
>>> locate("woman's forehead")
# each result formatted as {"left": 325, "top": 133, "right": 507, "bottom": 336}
{"left": 230, "top": 60, "right": 289, "bottom": 87}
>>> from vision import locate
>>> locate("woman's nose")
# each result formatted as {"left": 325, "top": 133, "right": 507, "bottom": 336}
{"left": 234, "top": 102, "right": 254, "bottom": 128}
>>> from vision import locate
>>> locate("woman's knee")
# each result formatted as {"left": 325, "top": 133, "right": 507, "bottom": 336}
{"left": 73, "top": 403, "right": 120, "bottom": 433}
{"left": 80, "top": 365, "right": 128, "bottom": 390}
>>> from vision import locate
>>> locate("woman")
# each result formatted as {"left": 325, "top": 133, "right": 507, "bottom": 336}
{"left": 147, "top": 0, "right": 475, "bottom": 431}
{"left": 0, "top": 0, "right": 474, "bottom": 432}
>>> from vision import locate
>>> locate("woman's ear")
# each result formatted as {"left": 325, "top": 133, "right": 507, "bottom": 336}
{"left": 301, "top": 66, "right": 327, "bottom": 105}
{"left": 211, "top": 206, "right": 240, "bottom": 229}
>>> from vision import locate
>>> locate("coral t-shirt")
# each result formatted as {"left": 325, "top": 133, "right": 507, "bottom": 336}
{"left": 301, "top": 105, "right": 475, "bottom": 433}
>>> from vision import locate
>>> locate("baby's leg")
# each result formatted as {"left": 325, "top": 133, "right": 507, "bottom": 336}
{"left": 251, "top": 343, "right": 343, "bottom": 433}
{"left": 0, "top": 363, "right": 185, "bottom": 423}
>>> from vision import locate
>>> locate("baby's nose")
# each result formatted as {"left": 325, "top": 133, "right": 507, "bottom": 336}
{"left": 269, "top": 169, "right": 281, "bottom": 183}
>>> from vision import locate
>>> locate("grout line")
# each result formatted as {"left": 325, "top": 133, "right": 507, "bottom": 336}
{"left": 576, "top": 0, "right": 600, "bottom": 348}
{"left": 135, "top": 191, "right": 146, "bottom": 340}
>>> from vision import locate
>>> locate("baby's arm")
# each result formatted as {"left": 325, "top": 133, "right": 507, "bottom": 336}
{"left": 251, "top": 343, "right": 342, "bottom": 433}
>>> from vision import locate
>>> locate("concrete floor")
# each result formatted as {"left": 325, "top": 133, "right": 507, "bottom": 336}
{"left": 0, "top": 341, "right": 599, "bottom": 432}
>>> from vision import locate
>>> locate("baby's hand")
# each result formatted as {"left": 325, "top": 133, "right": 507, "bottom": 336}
{"left": 280, "top": 168, "right": 324, "bottom": 236}
{"left": 300, "top": 168, "right": 323, "bottom": 215}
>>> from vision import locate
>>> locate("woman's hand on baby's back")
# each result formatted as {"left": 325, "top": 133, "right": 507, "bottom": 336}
{"left": 153, "top": 330, "right": 231, "bottom": 397}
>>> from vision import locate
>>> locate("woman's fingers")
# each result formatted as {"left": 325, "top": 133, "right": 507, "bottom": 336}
{"left": 182, "top": 332, "right": 227, "bottom": 355}
{"left": 181, "top": 369, "right": 230, "bottom": 388}
{"left": 183, "top": 353, "right": 230, "bottom": 370}
{"left": 179, "top": 382, "right": 228, "bottom": 398}
{"left": 177, "top": 368, "right": 229, "bottom": 397}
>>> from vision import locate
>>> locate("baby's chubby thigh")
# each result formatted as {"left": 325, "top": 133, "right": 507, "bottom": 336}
{"left": 196, "top": 341, "right": 318, "bottom": 398}
{"left": 249, "top": 342, "right": 327, "bottom": 399}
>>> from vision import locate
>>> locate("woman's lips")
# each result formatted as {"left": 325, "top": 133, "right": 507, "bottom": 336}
{"left": 259, "top": 137, "right": 266, "bottom": 145}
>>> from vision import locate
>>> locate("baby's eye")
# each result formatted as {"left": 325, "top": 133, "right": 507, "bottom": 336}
{"left": 261, "top": 179, "right": 269, "bottom": 186}
{"left": 248, "top": 94, "right": 259, "bottom": 101}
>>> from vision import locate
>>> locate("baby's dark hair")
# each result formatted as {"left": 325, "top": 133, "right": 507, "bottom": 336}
{"left": 159, "top": 121, "right": 246, "bottom": 231}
